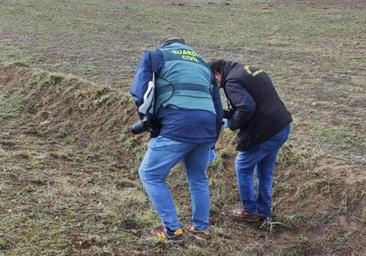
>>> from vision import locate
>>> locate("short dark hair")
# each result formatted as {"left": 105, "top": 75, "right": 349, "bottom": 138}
{"left": 208, "top": 59, "right": 226, "bottom": 74}
{"left": 158, "top": 36, "right": 186, "bottom": 47}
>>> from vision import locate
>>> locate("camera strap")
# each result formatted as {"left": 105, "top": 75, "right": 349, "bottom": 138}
{"left": 149, "top": 51, "right": 158, "bottom": 115}
{"left": 138, "top": 51, "right": 159, "bottom": 117}
{"left": 150, "top": 51, "right": 158, "bottom": 74}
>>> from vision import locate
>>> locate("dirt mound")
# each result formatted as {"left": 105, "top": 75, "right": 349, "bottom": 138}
{"left": 0, "top": 63, "right": 146, "bottom": 167}
{"left": 1, "top": 64, "right": 365, "bottom": 255}
{"left": 273, "top": 156, "right": 366, "bottom": 254}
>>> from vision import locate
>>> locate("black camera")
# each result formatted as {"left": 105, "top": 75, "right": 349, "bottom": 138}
{"left": 130, "top": 115, "right": 151, "bottom": 134}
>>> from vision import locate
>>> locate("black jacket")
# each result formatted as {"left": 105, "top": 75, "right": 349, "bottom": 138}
{"left": 222, "top": 62, "right": 292, "bottom": 150}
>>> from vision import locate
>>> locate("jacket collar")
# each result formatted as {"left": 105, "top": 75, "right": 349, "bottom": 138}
{"left": 221, "top": 61, "right": 237, "bottom": 87}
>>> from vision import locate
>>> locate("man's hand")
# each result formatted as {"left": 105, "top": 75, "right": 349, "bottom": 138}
{"left": 223, "top": 118, "right": 229, "bottom": 128}
{"left": 209, "top": 148, "right": 217, "bottom": 162}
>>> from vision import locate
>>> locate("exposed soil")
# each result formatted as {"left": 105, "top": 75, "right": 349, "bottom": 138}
{"left": 1, "top": 64, "right": 365, "bottom": 255}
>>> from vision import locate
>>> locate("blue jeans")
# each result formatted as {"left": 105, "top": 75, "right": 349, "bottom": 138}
{"left": 138, "top": 136, "right": 213, "bottom": 231}
{"left": 235, "top": 125, "right": 290, "bottom": 218}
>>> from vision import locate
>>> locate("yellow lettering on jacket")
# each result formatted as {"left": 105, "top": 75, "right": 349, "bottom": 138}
{"left": 182, "top": 55, "right": 199, "bottom": 62}
{"left": 244, "top": 65, "right": 263, "bottom": 77}
{"left": 171, "top": 49, "right": 199, "bottom": 62}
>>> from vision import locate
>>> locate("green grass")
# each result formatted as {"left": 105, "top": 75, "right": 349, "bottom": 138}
{"left": 0, "top": 89, "right": 29, "bottom": 118}
{"left": 310, "top": 121, "right": 366, "bottom": 160}
{"left": 1, "top": 0, "right": 365, "bottom": 161}
{"left": 0, "top": 145, "right": 8, "bottom": 158}
{"left": 1, "top": 0, "right": 366, "bottom": 255}
{"left": 1, "top": 63, "right": 364, "bottom": 255}
{"left": 277, "top": 143, "right": 310, "bottom": 169}
{"left": 295, "top": 176, "right": 331, "bottom": 198}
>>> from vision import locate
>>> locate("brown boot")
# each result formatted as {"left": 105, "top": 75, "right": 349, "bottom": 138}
{"left": 185, "top": 224, "right": 210, "bottom": 242}
{"left": 231, "top": 208, "right": 260, "bottom": 222}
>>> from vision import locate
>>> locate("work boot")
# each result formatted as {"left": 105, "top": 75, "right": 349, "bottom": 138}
{"left": 185, "top": 224, "right": 210, "bottom": 242}
{"left": 144, "top": 226, "right": 184, "bottom": 244}
{"left": 231, "top": 208, "right": 260, "bottom": 222}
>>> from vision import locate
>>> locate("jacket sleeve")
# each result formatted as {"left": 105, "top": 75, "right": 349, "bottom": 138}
{"left": 130, "top": 50, "right": 164, "bottom": 107}
{"left": 212, "top": 83, "right": 224, "bottom": 140}
{"left": 225, "top": 79, "right": 256, "bottom": 130}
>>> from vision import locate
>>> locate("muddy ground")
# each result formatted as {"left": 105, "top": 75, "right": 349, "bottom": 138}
{"left": 0, "top": 0, "right": 365, "bottom": 255}
{"left": 0, "top": 63, "right": 364, "bottom": 255}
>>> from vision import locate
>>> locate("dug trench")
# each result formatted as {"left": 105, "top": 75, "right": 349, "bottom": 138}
{"left": 0, "top": 64, "right": 365, "bottom": 255}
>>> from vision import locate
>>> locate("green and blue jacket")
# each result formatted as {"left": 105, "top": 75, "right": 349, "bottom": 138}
{"left": 131, "top": 42, "right": 223, "bottom": 143}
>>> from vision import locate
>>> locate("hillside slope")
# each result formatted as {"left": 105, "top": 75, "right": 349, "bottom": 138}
{"left": 0, "top": 64, "right": 365, "bottom": 255}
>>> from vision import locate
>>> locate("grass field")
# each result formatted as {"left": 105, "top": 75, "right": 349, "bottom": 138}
{"left": 1, "top": 0, "right": 364, "bottom": 160}
{"left": 1, "top": 0, "right": 365, "bottom": 255}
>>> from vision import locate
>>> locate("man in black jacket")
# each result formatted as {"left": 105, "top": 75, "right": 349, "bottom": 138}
{"left": 210, "top": 59, "right": 292, "bottom": 221}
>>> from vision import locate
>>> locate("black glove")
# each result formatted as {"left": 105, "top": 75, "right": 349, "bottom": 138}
{"left": 223, "top": 109, "right": 234, "bottom": 119}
